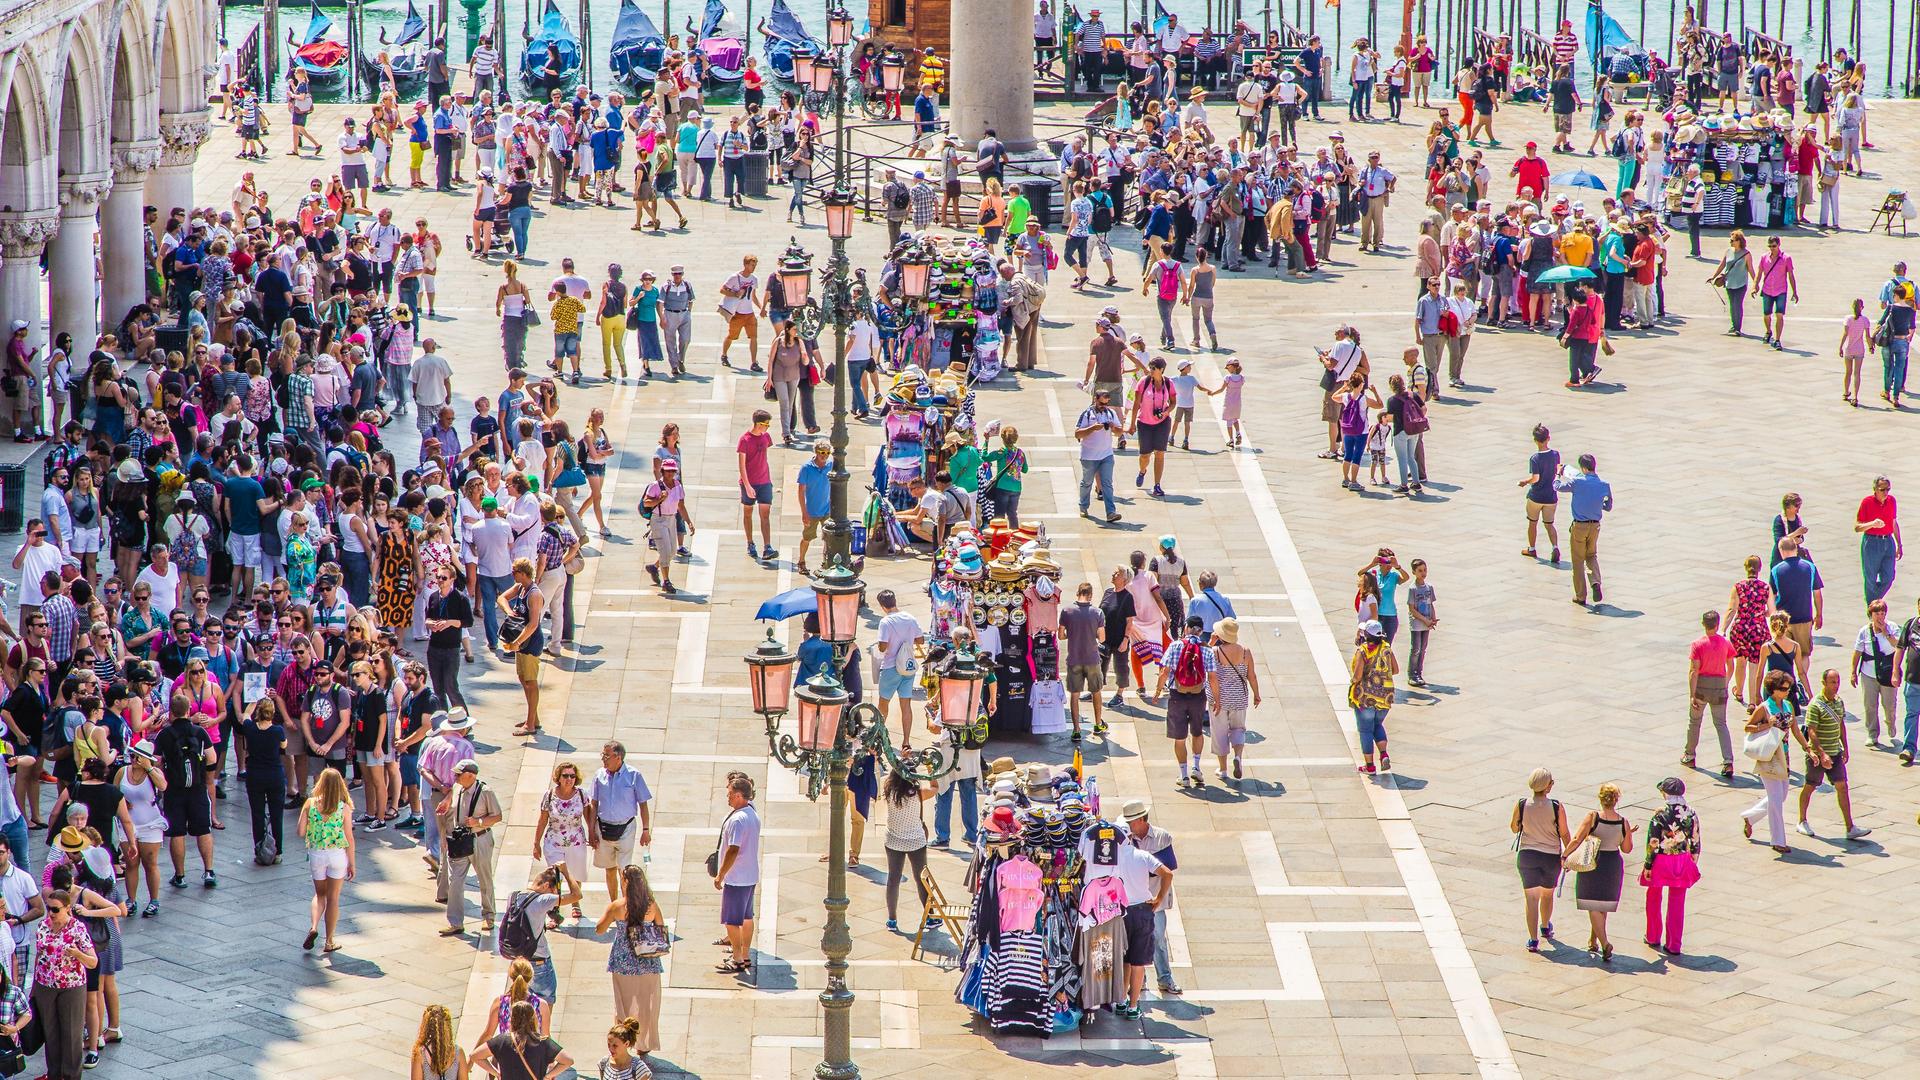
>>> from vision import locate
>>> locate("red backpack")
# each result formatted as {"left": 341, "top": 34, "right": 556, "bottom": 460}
{"left": 1171, "top": 635, "right": 1208, "bottom": 693}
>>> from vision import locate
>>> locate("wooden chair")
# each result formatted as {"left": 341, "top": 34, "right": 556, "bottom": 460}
{"left": 1869, "top": 191, "right": 1910, "bottom": 236}
{"left": 910, "top": 863, "right": 970, "bottom": 963}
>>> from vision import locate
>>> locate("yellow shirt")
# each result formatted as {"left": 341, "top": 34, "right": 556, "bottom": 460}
{"left": 1559, "top": 231, "right": 1593, "bottom": 269}
{"left": 917, "top": 55, "right": 946, "bottom": 94}
{"left": 550, "top": 294, "right": 586, "bottom": 335}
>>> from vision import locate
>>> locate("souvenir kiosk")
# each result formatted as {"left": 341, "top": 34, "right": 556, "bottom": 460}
{"left": 1664, "top": 112, "right": 1795, "bottom": 229}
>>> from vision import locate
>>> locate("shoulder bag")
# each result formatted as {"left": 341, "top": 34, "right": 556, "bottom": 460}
{"left": 705, "top": 808, "right": 740, "bottom": 879}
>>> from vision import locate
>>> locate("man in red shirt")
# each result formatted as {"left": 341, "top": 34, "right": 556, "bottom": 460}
{"left": 1855, "top": 475, "right": 1902, "bottom": 603}
{"left": 1628, "top": 224, "right": 1661, "bottom": 329}
{"left": 1559, "top": 280, "right": 1605, "bottom": 387}
{"left": 1510, "top": 142, "right": 1550, "bottom": 203}
{"left": 1686, "top": 610, "right": 1737, "bottom": 777}
{"left": 736, "top": 409, "right": 777, "bottom": 562}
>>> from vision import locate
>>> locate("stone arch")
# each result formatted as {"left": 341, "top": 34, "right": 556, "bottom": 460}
{"left": 109, "top": 0, "right": 162, "bottom": 145}
{"left": 56, "top": 23, "right": 111, "bottom": 183}
{"left": 0, "top": 53, "right": 57, "bottom": 214}
{"left": 155, "top": 0, "right": 203, "bottom": 115}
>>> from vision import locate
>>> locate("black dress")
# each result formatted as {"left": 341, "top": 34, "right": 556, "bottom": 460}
{"left": 1574, "top": 816, "right": 1626, "bottom": 912}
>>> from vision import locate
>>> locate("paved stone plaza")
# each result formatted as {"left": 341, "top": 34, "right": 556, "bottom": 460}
{"left": 52, "top": 99, "right": 1920, "bottom": 1079}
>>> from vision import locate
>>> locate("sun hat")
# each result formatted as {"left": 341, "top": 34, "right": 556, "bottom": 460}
{"left": 1214, "top": 617, "right": 1239, "bottom": 644}
{"left": 1121, "top": 799, "right": 1151, "bottom": 822}
{"left": 55, "top": 827, "right": 89, "bottom": 855}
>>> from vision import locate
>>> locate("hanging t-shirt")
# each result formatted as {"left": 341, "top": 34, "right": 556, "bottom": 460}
{"left": 996, "top": 856, "right": 1044, "bottom": 933}
{"left": 1029, "top": 680, "right": 1068, "bottom": 735}
{"left": 1028, "top": 630, "right": 1061, "bottom": 682}
{"left": 992, "top": 652, "right": 1033, "bottom": 733}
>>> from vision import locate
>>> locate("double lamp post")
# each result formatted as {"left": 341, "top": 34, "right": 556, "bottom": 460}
{"left": 744, "top": 562, "right": 987, "bottom": 1080}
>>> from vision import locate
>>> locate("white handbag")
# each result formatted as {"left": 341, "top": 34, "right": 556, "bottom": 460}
{"left": 1741, "top": 726, "right": 1784, "bottom": 761}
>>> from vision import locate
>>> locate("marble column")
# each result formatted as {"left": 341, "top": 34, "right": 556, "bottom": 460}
{"left": 104, "top": 141, "right": 162, "bottom": 331}
{"left": 146, "top": 111, "right": 210, "bottom": 218}
{"left": 950, "top": 0, "right": 1038, "bottom": 151}
{"left": 50, "top": 177, "right": 112, "bottom": 353}
{"left": 0, "top": 213, "right": 60, "bottom": 358}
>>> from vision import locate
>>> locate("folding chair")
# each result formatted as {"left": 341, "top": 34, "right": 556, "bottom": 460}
{"left": 910, "top": 863, "right": 971, "bottom": 963}
{"left": 1869, "top": 191, "right": 1910, "bottom": 236}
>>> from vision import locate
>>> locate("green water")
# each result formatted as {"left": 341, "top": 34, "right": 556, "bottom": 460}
{"left": 225, "top": 0, "right": 1914, "bottom": 101}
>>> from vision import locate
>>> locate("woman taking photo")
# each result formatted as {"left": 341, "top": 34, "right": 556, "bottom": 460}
{"left": 298, "top": 766, "right": 355, "bottom": 953}
{"left": 533, "top": 762, "right": 595, "bottom": 920}
{"left": 499, "top": 558, "right": 547, "bottom": 738}
{"left": 409, "top": 1003, "right": 464, "bottom": 1080}
{"left": 1509, "top": 767, "right": 1570, "bottom": 953}
{"left": 468, "top": 1000, "right": 571, "bottom": 1080}
{"left": 1562, "top": 782, "right": 1633, "bottom": 963}
{"left": 1739, "top": 671, "right": 1796, "bottom": 854}
{"left": 593, "top": 863, "right": 666, "bottom": 1064}
{"left": 879, "top": 768, "right": 936, "bottom": 933}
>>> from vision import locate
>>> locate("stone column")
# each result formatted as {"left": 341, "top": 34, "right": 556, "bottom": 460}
{"left": 146, "top": 111, "right": 211, "bottom": 218}
{"left": 104, "top": 141, "right": 162, "bottom": 331}
{"left": 50, "top": 177, "right": 112, "bottom": 353}
{"left": 950, "top": 0, "right": 1037, "bottom": 151}
{"left": 0, "top": 213, "right": 60, "bottom": 358}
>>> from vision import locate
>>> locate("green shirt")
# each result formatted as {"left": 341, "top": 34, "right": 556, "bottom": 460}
{"left": 984, "top": 447, "right": 1027, "bottom": 492}
{"left": 1007, "top": 195, "right": 1032, "bottom": 235}
{"left": 946, "top": 446, "right": 983, "bottom": 493}
{"left": 1803, "top": 693, "right": 1845, "bottom": 755}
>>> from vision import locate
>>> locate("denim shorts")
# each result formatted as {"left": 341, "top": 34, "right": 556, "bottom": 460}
{"left": 554, "top": 331, "right": 581, "bottom": 358}
{"left": 739, "top": 481, "right": 775, "bottom": 506}
{"left": 1760, "top": 292, "right": 1787, "bottom": 316}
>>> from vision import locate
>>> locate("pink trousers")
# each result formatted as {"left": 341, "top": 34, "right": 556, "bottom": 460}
{"left": 1644, "top": 885, "right": 1687, "bottom": 951}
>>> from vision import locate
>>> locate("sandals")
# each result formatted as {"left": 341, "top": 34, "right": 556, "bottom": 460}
{"left": 1742, "top": 818, "right": 1753, "bottom": 840}
{"left": 1520, "top": 548, "right": 1537, "bottom": 558}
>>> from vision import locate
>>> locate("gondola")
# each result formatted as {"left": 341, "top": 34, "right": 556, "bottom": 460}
{"left": 758, "top": 0, "right": 821, "bottom": 84}
{"left": 288, "top": 0, "right": 350, "bottom": 88}
{"left": 687, "top": 0, "right": 746, "bottom": 86}
{"left": 520, "top": 0, "right": 582, "bottom": 92}
{"left": 358, "top": 0, "right": 429, "bottom": 93}
{"left": 609, "top": 0, "right": 667, "bottom": 91}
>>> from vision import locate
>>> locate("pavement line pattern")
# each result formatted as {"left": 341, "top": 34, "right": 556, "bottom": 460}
{"left": 1227, "top": 435, "right": 1524, "bottom": 1080}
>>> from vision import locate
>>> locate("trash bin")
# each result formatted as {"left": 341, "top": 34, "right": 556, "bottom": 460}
{"left": 0, "top": 464, "right": 23, "bottom": 535}
{"left": 1020, "top": 179, "right": 1057, "bottom": 230}
{"left": 744, "top": 151, "right": 771, "bottom": 199}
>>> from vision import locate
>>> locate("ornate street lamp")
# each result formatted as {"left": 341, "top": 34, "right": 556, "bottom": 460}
{"left": 743, "top": 629, "right": 798, "bottom": 719}
{"left": 792, "top": 47, "right": 818, "bottom": 88}
{"left": 897, "top": 249, "right": 933, "bottom": 301}
{"left": 824, "top": 188, "right": 857, "bottom": 241}
{"left": 879, "top": 53, "right": 906, "bottom": 94}
{"left": 751, "top": 561, "right": 958, "bottom": 1080}
{"left": 826, "top": 5, "right": 855, "bottom": 47}
{"left": 936, "top": 645, "right": 987, "bottom": 727}
{"left": 777, "top": 239, "right": 815, "bottom": 304}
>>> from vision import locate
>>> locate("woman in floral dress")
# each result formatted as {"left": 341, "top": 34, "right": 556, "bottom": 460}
{"left": 1724, "top": 554, "right": 1774, "bottom": 706}
{"left": 533, "top": 763, "right": 594, "bottom": 920}
{"left": 374, "top": 505, "right": 419, "bottom": 652}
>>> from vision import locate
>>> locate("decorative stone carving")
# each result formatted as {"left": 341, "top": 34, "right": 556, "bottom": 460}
{"left": 156, "top": 112, "right": 212, "bottom": 168}
{"left": 110, "top": 141, "right": 163, "bottom": 186}
{"left": 57, "top": 176, "right": 114, "bottom": 213}
{"left": 0, "top": 215, "right": 62, "bottom": 260}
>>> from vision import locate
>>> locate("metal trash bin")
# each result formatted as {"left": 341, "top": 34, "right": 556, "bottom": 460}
{"left": 744, "top": 151, "right": 771, "bottom": 198}
{"left": 0, "top": 463, "right": 23, "bottom": 535}
{"left": 1020, "top": 179, "right": 1057, "bottom": 230}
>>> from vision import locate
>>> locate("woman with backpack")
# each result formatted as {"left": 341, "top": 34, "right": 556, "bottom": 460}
{"left": 297, "top": 767, "right": 354, "bottom": 952}
{"left": 1509, "top": 768, "right": 1571, "bottom": 953}
{"left": 593, "top": 863, "right": 666, "bottom": 1062}
{"left": 1348, "top": 620, "right": 1397, "bottom": 774}
{"left": 1383, "top": 374, "right": 1428, "bottom": 497}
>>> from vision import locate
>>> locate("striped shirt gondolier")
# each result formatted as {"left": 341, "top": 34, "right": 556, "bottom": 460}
{"left": 1194, "top": 35, "right": 1224, "bottom": 62}
{"left": 1078, "top": 19, "right": 1106, "bottom": 52}
{"left": 1551, "top": 32, "right": 1578, "bottom": 68}
{"left": 471, "top": 45, "right": 499, "bottom": 79}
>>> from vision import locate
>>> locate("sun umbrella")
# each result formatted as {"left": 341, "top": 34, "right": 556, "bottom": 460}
{"left": 754, "top": 587, "right": 817, "bottom": 621}
{"left": 1549, "top": 170, "right": 1608, "bottom": 190}
{"left": 1532, "top": 265, "right": 1598, "bottom": 284}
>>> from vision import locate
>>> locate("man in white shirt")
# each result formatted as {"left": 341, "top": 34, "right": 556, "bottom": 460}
{"left": 0, "top": 843, "right": 41, "bottom": 983}
{"left": 410, "top": 338, "right": 453, "bottom": 438}
{"left": 873, "top": 589, "right": 925, "bottom": 747}
{"left": 712, "top": 775, "right": 761, "bottom": 975}
{"left": 338, "top": 118, "right": 370, "bottom": 206}
{"left": 1156, "top": 14, "right": 1190, "bottom": 56}
{"left": 1234, "top": 74, "right": 1265, "bottom": 138}
{"left": 1076, "top": 388, "right": 1124, "bottom": 522}
{"left": 1356, "top": 150, "right": 1396, "bottom": 252}
{"left": 365, "top": 207, "right": 404, "bottom": 299}
{"left": 506, "top": 475, "right": 543, "bottom": 561}
{"left": 11, "top": 521, "right": 64, "bottom": 620}
{"left": 550, "top": 258, "right": 592, "bottom": 300}
{"left": 845, "top": 312, "right": 879, "bottom": 417}
{"left": 471, "top": 39, "right": 500, "bottom": 95}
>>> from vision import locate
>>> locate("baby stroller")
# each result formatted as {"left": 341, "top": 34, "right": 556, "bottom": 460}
{"left": 464, "top": 226, "right": 514, "bottom": 255}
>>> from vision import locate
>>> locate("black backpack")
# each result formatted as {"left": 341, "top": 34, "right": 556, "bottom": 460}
{"left": 497, "top": 891, "right": 543, "bottom": 960}
{"left": 1090, "top": 197, "right": 1114, "bottom": 234}
{"left": 888, "top": 184, "right": 910, "bottom": 211}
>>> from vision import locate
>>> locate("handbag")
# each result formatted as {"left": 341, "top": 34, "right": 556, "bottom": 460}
{"left": 1562, "top": 835, "right": 1599, "bottom": 874}
{"left": 627, "top": 918, "right": 671, "bottom": 958}
{"left": 522, "top": 306, "right": 541, "bottom": 327}
{"left": 705, "top": 808, "right": 739, "bottom": 879}
{"left": 1742, "top": 726, "right": 1784, "bottom": 760}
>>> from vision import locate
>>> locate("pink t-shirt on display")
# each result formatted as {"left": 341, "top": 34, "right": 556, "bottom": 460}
{"left": 996, "top": 856, "right": 1044, "bottom": 933}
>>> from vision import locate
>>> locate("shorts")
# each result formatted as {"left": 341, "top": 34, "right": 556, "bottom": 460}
{"left": 399, "top": 751, "right": 420, "bottom": 789}
{"left": 1122, "top": 902, "right": 1156, "bottom": 966}
{"left": 1369, "top": 449, "right": 1386, "bottom": 467}
{"left": 1804, "top": 749, "right": 1848, "bottom": 786}
{"left": 593, "top": 823, "right": 637, "bottom": 869}
{"left": 1135, "top": 419, "right": 1172, "bottom": 454}
{"left": 473, "top": 206, "right": 496, "bottom": 223}
{"left": 162, "top": 788, "right": 212, "bottom": 838}
{"left": 1093, "top": 381, "right": 1124, "bottom": 402}
{"left": 946, "top": 179, "right": 963, "bottom": 198}
{"left": 422, "top": 274, "right": 437, "bottom": 294}
{"left": 1516, "top": 849, "right": 1562, "bottom": 890}
{"left": 801, "top": 517, "right": 821, "bottom": 541}
{"left": 1165, "top": 691, "right": 1207, "bottom": 739}
{"left": 1066, "top": 663, "right": 1103, "bottom": 694}
{"left": 740, "top": 481, "right": 775, "bottom": 506}
{"left": 1760, "top": 292, "right": 1787, "bottom": 317}
{"left": 727, "top": 312, "right": 758, "bottom": 336}
{"left": 239, "top": 124, "right": 261, "bottom": 140}
{"left": 1553, "top": 113, "right": 1573, "bottom": 134}
{"left": 768, "top": 307, "right": 791, "bottom": 326}
{"left": 1065, "top": 235, "right": 1090, "bottom": 267}
{"left": 1340, "top": 433, "right": 1367, "bottom": 464}
{"left": 309, "top": 847, "right": 348, "bottom": 880}
{"left": 1526, "top": 499, "right": 1558, "bottom": 523}
{"left": 1787, "top": 621, "right": 1813, "bottom": 655}
{"left": 553, "top": 331, "right": 581, "bottom": 358}
{"left": 410, "top": 142, "right": 426, "bottom": 168}
{"left": 515, "top": 650, "right": 541, "bottom": 683}
{"left": 657, "top": 172, "right": 677, "bottom": 194}
{"left": 229, "top": 532, "right": 263, "bottom": 571}
{"left": 358, "top": 749, "right": 393, "bottom": 766}
{"left": 341, "top": 163, "right": 369, "bottom": 189}
{"left": 284, "top": 721, "right": 307, "bottom": 756}
{"left": 878, "top": 665, "right": 917, "bottom": 700}
{"left": 1321, "top": 391, "right": 1341, "bottom": 422}
{"left": 1210, "top": 708, "right": 1248, "bottom": 755}
{"left": 720, "top": 883, "right": 757, "bottom": 926}
{"left": 1173, "top": 405, "right": 1194, "bottom": 425}
{"left": 1715, "top": 70, "right": 1739, "bottom": 92}
{"left": 583, "top": 461, "right": 606, "bottom": 478}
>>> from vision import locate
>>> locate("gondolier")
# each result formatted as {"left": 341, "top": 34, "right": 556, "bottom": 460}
{"left": 470, "top": 37, "right": 499, "bottom": 96}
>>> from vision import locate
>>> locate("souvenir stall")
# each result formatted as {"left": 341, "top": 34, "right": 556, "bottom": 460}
{"left": 1663, "top": 112, "right": 1794, "bottom": 230}
{"left": 953, "top": 768, "right": 1132, "bottom": 1035}
{"left": 886, "top": 237, "right": 1005, "bottom": 383}
{"left": 868, "top": 362, "right": 975, "bottom": 516}
{"left": 925, "top": 531, "right": 1068, "bottom": 738}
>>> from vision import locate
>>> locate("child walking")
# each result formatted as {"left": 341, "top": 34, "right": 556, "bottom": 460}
{"left": 1405, "top": 559, "right": 1438, "bottom": 687}
{"left": 1366, "top": 411, "right": 1392, "bottom": 486}
{"left": 1220, "top": 359, "right": 1247, "bottom": 448}
{"left": 1838, "top": 297, "right": 1869, "bottom": 406}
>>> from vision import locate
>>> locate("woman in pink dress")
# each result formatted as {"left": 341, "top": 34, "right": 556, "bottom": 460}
{"left": 1723, "top": 555, "right": 1774, "bottom": 706}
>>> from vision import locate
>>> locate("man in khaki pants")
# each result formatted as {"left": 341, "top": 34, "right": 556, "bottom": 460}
{"left": 1357, "top": 150, "right": 1396, "bottom": 253}
{"left": 1554, "top": 453, "right": 1612, "bottom": 607}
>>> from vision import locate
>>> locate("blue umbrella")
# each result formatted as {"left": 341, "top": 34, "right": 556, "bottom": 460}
{"left": 754, "top": 588, "right": 817, "bottom": 621}
{"left": 1533, "top": 265, "right": 1597, "bottom": 284}
{"left": 1549, "top": 170, "right": 1608, "bottom": 190}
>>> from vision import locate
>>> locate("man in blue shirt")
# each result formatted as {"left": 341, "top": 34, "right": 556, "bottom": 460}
{"left": 588, "top": 740, "right": 653, "bottom": 897}
{"left": 1769, "top": 537, "right": 1824, "bottom": 664}
{"left": 431, "top": 95, "right": 456, "bottom": 191}
{"left": 794, "top": 440, "right": 833, "bottom": 574}
{"left": 911, "top": 89, "right": 938, "bottom": 147}
{"left": 222, "top": 453, "right": 272, "bottom": 600}
{"left": 1187, "top": 571, "right": 1237, "bottom": 635}
{"left": 1554, "top": 453, "right": 1613, "bottom": 607}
